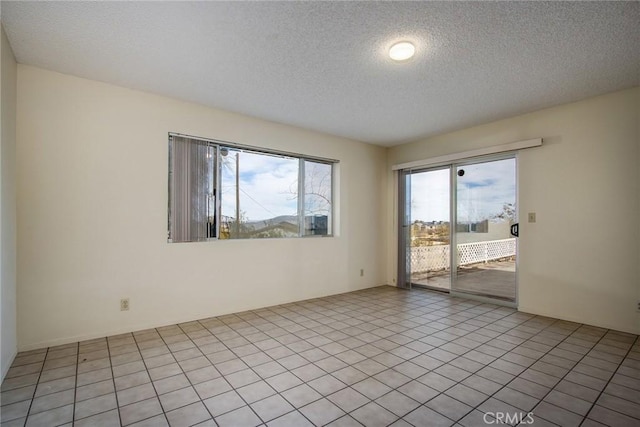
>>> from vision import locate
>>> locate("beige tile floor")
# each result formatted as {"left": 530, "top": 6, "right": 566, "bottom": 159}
{"left": 1, "top": 286, "right": 639, "bottom": 427}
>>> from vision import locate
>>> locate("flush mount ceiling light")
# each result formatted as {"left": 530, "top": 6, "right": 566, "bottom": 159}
{"left": 389, "top": 41, "right": 415, "bottom": 61}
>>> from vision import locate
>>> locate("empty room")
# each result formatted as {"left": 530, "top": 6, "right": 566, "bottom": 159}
{"left": 1, "top": 2, "right": 639, "bottom": 426}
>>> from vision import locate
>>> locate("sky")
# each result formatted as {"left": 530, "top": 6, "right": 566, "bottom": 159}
{"left": 216, "top": 151, "right": 514, "bottom": 223}
{"left": 410, "top": 158, "right": 516, "bottom": 223}
{"left": 220, "top": 150, "right": 299, "bottom": 221}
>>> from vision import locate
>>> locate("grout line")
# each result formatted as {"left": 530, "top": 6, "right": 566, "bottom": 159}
{"left": 193, "top": 318, "right": 324, "bottom": 426}
{"left": 172, "top": 320, "right": 230, "bottom": 425}
{"left": 21, "top": 347, "right": 49, "bottom": 427}
{"left": 130, "top": 330, "right": 172, "bottom": 426}
{"left": 367, "top": 290, "right": 565, "bottom": 425}
{"left": 497, "top": 328, "right": 611, "bottom": 426}
{"left": 106, "top": 337, "right": 125, "bottom": 426}
{"left": 490, "top": 329, "right": 638, "bottom": 425}
{"left": 579, "top": 335, "right": 640, "bottom": 426}
{"left": 70, "top": 342, "right": 80, "bottom": 424}
{"left": 224, "top": 298, "right": 382, "bottom": 425}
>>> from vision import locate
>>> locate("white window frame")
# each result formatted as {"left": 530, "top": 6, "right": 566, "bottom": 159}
{"left": 168, "top": 132, "right": 336, "bottom": 242}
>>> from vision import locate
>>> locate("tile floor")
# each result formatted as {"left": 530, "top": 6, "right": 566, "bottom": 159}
{"left": 1, "top": 286, "right": 639, "bottom": 427}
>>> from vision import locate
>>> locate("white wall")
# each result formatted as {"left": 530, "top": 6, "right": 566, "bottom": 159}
{"left": 17, "top": 65, "right": 388, "bottom": 351}
{"left": 14, "top": 65, "right": 639, "bottom": 351}
{"left": 388, "top": 88, "right": 640, "bottom": 335}
{"left": 1, "top": 25, "right": 18, "bottom": 379}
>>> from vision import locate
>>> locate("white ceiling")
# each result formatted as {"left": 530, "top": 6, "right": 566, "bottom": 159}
{"left": 2, "top": 1, "right": 639, "bottom": 146}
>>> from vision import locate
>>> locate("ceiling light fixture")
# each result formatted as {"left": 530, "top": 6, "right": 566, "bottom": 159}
{"left": 389, "top": 41, "right": 415, "bottom": 61}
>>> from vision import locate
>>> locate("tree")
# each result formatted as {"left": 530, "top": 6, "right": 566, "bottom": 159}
{"left": 492, "top": 203, "right": 516, "bottom": 222}
{"left": 303, "top": 162, "right": 332, "bottom": 217}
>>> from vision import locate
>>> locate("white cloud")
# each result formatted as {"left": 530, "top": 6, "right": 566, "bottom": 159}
{"left": 219, "top": 150, "right": 299, "bottom": 221}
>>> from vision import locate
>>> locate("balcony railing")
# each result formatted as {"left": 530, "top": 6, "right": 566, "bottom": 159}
{"left": 410, "top": 238, "right": 516, "bottom": 273}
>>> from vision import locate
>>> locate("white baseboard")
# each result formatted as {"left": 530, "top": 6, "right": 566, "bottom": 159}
{"left": 1, "top": 349, "right": 17, "bottom": 382}
{"left": 18, "top": 283, "right": 386, "bottom": 352}
{"left": 518, "top": 305, "right": 639, "bottom": 335}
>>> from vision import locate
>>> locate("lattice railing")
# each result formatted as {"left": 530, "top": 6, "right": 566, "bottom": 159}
{"left": 410, "top": 245, "right": 449, "bottom": 272}
{"left": 410, "top": 238, "right": 516, "bottom": 273}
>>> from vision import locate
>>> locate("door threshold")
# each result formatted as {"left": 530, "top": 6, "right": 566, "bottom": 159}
{"left": 411, "top": 283, "right": 450, "bottom": 294}
{"left": 449, "top": 290, "right": 517, "bottom": 308}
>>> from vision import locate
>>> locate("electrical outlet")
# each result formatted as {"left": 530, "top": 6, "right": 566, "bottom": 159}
{"left": 120, "top": 298, "right": 130, "bottom": 311}
{"left": 360, "top": 269, "right": 364, "bottom": 277}
{"left": 528, "top": 212, "right": 536, "bottom": 223}
{"left": 637, "top": 300, "right": 640, "bottom": 313}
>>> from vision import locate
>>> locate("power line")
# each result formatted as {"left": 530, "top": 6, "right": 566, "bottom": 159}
{"left": 238, "top": 187, "right": 279, "bottom": 217}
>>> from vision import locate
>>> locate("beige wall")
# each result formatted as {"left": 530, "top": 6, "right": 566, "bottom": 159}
{"left": 388, "top": 88, "right": 640, "bottom": 334}
{"left": 1, "top": 25, "right": 18, "bottom": 379}
{"left": 12, "top": 63, "right": 640, "bottom": 351}
{"left": 16, "top": 65, "right": 388, "bottom": 351}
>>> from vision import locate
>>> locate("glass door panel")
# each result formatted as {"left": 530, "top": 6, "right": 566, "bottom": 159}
{"left": 454, "top": 158, "right": 517, "bottom": 301}
{"left": 409, "top": 168, "right": 451, "bottom": 291}
{"left": 398, "top": 171, "right": 412, "bottom": 289}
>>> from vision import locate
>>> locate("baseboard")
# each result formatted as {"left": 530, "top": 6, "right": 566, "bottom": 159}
{"left": 1, "top": 348, "right": 17, "bottom": 382}
{"left": 18, "top": 283, "right": 387, "bottom": 352}
{"left": 19, "top": 316, "right": 209, "bottom": 352}
{"left": 518, "top": 305, "right": 639, "bottom": 335}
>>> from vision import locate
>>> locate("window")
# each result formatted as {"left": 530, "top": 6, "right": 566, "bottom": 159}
{"left": 219, "top": 147, "right": 299, "bottom": 239}
{"left": 303, "top": 160, "right": 332, "bottom": 236}
{"left": 168, "top": 134, "right": 335, "bottom": 242}
{"left": 167, "top": 136, "right": 216, "bottom": 242}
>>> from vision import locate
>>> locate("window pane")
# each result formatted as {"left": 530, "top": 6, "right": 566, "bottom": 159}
{"left": 220, "top": 148, "right": 299, "bottom": 239}
{"left": 168, "top": 137, "right": 215, "bottom": 242}
{"left": 303, "top": 160, "right": 332, "bottom": 236}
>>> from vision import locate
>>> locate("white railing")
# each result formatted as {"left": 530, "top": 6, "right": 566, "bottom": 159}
{"left": 410, "top": 238, "right": 516, "bottom": 273}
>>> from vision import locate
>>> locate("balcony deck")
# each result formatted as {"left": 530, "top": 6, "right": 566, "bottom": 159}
{"left": 411, "top": 260, "right": 516, "bottom": 301}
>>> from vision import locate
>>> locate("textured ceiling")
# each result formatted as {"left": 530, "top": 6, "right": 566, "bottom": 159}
{"left": 2, "top": 1, "right": 639, "bottom": 146}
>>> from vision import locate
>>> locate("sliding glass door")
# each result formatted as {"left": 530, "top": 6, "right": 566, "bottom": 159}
{"left": 453, "top": 158, "right": 517, "bottom": 301}
{"left": 399, "top": 156, "right": 518, "bottom": 302}
{"left": 399, "top": 167, "right": 451, "bottom": 291}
